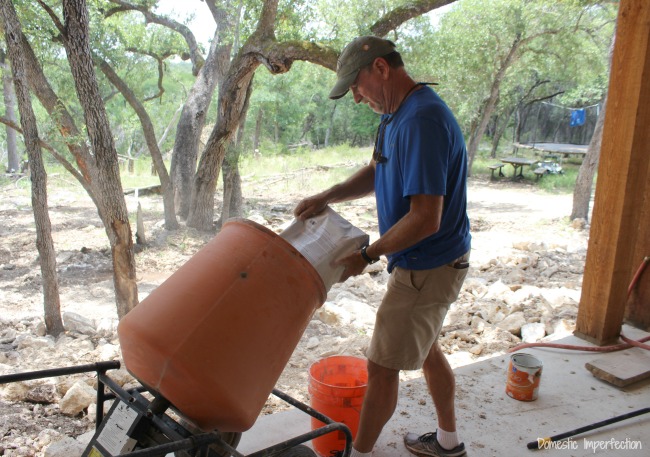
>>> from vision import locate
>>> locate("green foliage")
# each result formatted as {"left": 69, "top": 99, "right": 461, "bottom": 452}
{"left": 3, "top": 0, "right": 196, "bottom": 168}
{"left": 0, "top": 0, "right": 616, "bottom": 176}
{"left": 240, "top": 144, "right": 370, "bottom": 195}
{"left": 427, "top": 0, "right": 614, "bottom": 135}
{"left": 248, "top": 61, "right": 379, "bottom": 151}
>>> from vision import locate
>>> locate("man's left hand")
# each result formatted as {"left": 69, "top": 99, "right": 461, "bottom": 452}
{"left": 335, "top": 249, "right": 370, "bottom": 283}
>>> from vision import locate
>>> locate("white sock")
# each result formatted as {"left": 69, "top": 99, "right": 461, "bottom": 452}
{"left": 350, "top": 448, "right": 372, "bottom": 457}
{"left": 436, "top": 428, "right": 460, "bottom": 450}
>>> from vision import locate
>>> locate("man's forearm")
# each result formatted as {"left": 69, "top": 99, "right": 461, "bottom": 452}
{"left": 320, "top": 164, "right": 375, "bottom": 204}
{"left": 366, "top": 194, "right": 443, "bottom": 260}
{"left": 294, "top": 163, "right": 375, "bottom": 220}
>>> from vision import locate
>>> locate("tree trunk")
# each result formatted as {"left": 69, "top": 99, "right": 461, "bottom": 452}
{"left": 466, "top": 34, "right": 522, "bottom": 175}
{"left": 20, "top": 34, "right": 95, "bottom": 188}
{"left": 1, "top": 0, "right": 64, "bottom": 336}
{"left": 62, "top": 0, "right": 137, "bottom": 318}
{"left": 221, "top": 78, "right": 253, "bottom": 224}
{"left": 97, "top": 56, "right": 179, "bottom": 230}
{"left": 170, "top": 41, "right": 223, "bottom": 219}
{"left": 570, "top": 29, "right": 615, "bottom": 223}
{"left": 299, "top": 112, "right": 315, "bottom": 142}
{"left": 324, "top": 102, "right": 336, "bottom": 148}
{"left": 158, "top": 103, "right": 182, "bottom": 151}
{"left": 171, "top": 40, "right": 232, "bottom": 219}
{"left": 1, "top": 54, "right": 20, "bottom": 173}
{"left": 220, "top": 147, "right": 242, "bottom": 225}
{"left": 253, "top": 107, "right": 263, "bottom": 155}
{"left": 187, "top": 69, "right": 256, "bottom": 229}
{"left": 490, "top": 107, "right": 514, "bottom": 158}
{"left": 570, "top": 97, "right": 607, "bottom": 222}
{"left": 187, "top": 1, "right": 280, "bottom": 231}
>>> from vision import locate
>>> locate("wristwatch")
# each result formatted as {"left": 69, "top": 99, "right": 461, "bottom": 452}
{"left": 360, "top": 245, "right": 379, "bottom": 264}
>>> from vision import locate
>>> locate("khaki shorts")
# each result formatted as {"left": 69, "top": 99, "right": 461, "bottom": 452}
{"left": 366, "top": 251, "right": 470, "bottom": 370}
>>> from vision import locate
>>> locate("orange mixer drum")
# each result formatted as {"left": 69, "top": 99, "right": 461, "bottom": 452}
{"left": 117, "top": 219, "right": 326, "bottom": 432}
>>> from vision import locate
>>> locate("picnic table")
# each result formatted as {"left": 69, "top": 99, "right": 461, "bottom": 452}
{"left": 500, "top": 156, "right": 537, "bottom": 178}
{"left": 513, "top": 142, "right": 587, "bottom": 158}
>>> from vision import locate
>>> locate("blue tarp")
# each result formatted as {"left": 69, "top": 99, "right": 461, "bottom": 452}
{"left": 570, "top": 109, "right": 586, "bottom": 127}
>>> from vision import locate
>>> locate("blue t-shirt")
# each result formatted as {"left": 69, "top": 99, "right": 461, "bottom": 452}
{"left": 374, "top": 86, "right": 471, "bottom": 272}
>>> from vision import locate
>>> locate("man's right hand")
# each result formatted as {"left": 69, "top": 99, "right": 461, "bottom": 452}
{"left": 293, "top": 194, "right": 329, "bottom": 221}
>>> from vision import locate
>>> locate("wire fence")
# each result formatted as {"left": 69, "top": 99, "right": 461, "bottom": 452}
{"left": 518, "top": 101, "right": 600, "bottom": 146}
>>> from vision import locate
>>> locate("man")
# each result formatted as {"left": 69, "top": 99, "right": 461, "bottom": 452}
{"left": 294, "top": 36, "right": 471, "bottom": 457}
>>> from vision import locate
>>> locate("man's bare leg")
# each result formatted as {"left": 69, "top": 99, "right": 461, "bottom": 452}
{"left": 353, "top": 360, "right": 400, "bottom": 453}
{"left": 423, "top": 342, "right": 456, "bottom": 432}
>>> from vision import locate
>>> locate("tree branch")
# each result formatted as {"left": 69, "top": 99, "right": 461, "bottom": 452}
{"left": 107, "top": 0, "right": 205, "bottom": 75}
{"left": 370, "top": 0, "right": 457, "bottom": 37}
{"left": 249, "top": 39, "right": 338, "bottom": 75}
{"left": 254, "top": 0, "right": 278, "bottom": 39}
{"left": 204, "top": 0, "right": 235, "bottom": 36}
{"left": 0, "top": 115, "right": 85, "bottom": 184}
{"left": 250, "top": 0, "right": 457, "bottom": 77}
{"left": 125, "top": 47, "right": 170, "bottom": 101}
{"left": 521, "top": 79, "right": 550, "bottom": 102}
{"left": 36, "top": 0, "right": 65, "bottom": 37}
{"left": 524, "top": 90, "right": 565, "bottom": 108}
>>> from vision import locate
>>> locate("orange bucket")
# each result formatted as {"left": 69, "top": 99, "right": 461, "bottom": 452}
{"left": 506, "top": 353, "right": 543, "bottom": 401}
{"left": 308, "top": 356, "right": 368, "bottom": 456}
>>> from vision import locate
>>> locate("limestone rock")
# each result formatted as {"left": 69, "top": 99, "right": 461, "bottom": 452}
{"left": 26, "top": 383, "right": 58, "bottom": 404}
{"left": 314, "top": 302, "right": 351, "bottom": 326}
{"left": 521, "top": 323, "right": 546, "bottom": 343}
{"left": 307, "top": 337, "right": 320, "bottom": 349}
{"left": 338, "top": 297, "right": 375, "bottom": 328}
{"left": 63, "top": 312, "right": 96, "bottom": 336}
{"left": 470, "top": 316, "right": 486, "bottom": 333}
{"left": 1, "top": 381, "right": 29, "bottom": 402}
{"left": 571, "top": 218, "right": 586, "bottom": 230}
{"left": 44, "top": 436, "right": 85, "bottom": 457}
{"left": 505, "top": 285, "right": 541, "bottom": 308}
{"left": 469, "top": 344, "right": 484, "bottom": 355}
{"left": 0, "top": 328, "right": 17, "bottom": 344}
{"left": 497, "top": 311, "right": 526, "bottom": 336}
{"left": 96, "top": 318, "right": 119, "bottom": 337}
{"left": 59, "top": 381, "right": 96, "bottom": 416}
{"left": 96, "top": 342, "right": 120, "bottom": 360}
{"left": 464, "top": 277, "right": 488, "bottom": 298}
{"left": 484, "top": 279, "right": 512, "bottom": 300}
{"left": 109, "top": 368, "right": 136, "bottom": 387}
{"left": 15, "top": 334, "right": 55, "bottom": 350}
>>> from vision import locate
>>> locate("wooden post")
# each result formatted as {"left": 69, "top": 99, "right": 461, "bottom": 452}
{"left": 575, "top": 0, "right": 650, "bottom": 344}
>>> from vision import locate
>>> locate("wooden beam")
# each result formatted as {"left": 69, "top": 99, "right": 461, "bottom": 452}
{"left": 575, "top": 0, "right": 650, "bottom": 344}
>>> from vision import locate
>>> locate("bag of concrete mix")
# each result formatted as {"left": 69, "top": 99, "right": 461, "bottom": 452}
{"left": 280, "top": 206, "right": 369, "bottom": 291}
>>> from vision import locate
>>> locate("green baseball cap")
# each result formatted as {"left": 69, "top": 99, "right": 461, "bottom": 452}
{"left": 329, "top": 36, "right": 397, "bottom": 100}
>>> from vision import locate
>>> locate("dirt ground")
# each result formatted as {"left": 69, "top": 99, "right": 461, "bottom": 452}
{"left": 0, "top": 171, "right": 589, "bottom": 455}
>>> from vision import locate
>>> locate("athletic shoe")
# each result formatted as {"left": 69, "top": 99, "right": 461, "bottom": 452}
{"left": 404, "top": 432, "right": 467, "bottom": 457}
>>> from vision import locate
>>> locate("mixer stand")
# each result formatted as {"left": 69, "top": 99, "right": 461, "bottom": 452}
{"left": 0, "top": 361, "right": 352, "bottom": 457}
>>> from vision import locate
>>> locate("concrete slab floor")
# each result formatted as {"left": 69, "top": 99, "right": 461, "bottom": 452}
{"left": 238, "top": 326, "right": 650, "bottom": 456}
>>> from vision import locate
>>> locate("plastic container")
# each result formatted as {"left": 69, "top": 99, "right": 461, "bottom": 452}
{"left": 117, "top": 219, "right": 326, "bottom": 432}
{"left": 308, "top": 356, "right": 368, "bottom": 456}
{"left": 505, "top": 352, "right": 543, "bottom": 401}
